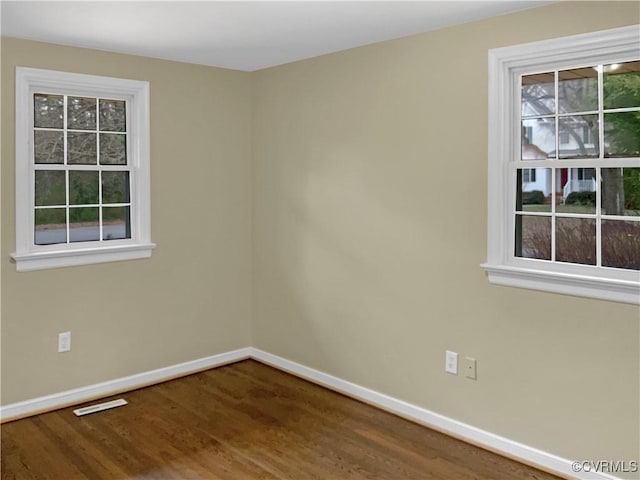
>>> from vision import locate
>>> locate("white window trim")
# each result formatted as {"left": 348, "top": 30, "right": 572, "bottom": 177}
{"left": 481, "top": 25, "right": 640, "bottom": 305}
{"left": 12, "top": 67, "right": 155, "bottom": 272}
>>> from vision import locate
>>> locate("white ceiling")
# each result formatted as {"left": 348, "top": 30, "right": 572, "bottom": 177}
{"left": 1, "top": 1, "right": 549, "bottom": 71}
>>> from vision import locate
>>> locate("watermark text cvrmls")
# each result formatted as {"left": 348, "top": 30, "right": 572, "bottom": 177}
{"left": 572, "top": 460, "right": 639, "bottom": 474}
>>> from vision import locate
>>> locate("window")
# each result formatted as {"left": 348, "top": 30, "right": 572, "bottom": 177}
{"left": 524, "top": 125, "right": 534, "bottom": 143}
{"left": 12, "top": 68, "right": 154, "bottom": 271}
{"left": 482, "top": 25, "right": 640, "bottom": 304}
{"left": 523, "top": 168, "right": 536, "bottom": 183}
{"left": 576, "top": 168, "right": 595, "bottom": 181}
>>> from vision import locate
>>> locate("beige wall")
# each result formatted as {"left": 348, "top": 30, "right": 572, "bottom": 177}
{"left": 1, "top": 0, "right": 639, "bottom": 474}
{"left": 252, "top": 1, "right": 640, "bottom": 470}
{"left": 1, "top": 38, "right": 253, "bottom": 404}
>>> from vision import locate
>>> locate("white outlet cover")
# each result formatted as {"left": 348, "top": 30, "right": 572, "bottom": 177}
{"left": 465, "top": 357, "right": 477, "bottom": 380}
{"left": 445, "top": 350, "right": 458, "bottom": 374}
{"left": 58, "top": 331, "right": 71, "bottom": 352}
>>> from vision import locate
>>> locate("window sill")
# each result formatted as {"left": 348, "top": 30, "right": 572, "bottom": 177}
{"left": 11, "top": 243, "right": 156, "bottom": 272}
{"left": 481, "top": 263, "right": 640, "bottom": 305}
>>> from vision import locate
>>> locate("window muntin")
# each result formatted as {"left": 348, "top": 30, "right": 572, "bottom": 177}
{"left": 12, "top": 68, "right": 154, "bottom": 271}
{"left": 483, "top": 25, "right": 640, "bottom": 304}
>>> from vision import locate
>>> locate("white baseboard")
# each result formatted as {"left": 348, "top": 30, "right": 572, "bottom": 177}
{"left": 0, "top": 347, "right": 252, "bottom": 422}
{"left": 0, "top": 346, "right": 623, "bottom": 480}
{"left": 250, "top": 348, "right": 622, "bottom": 480}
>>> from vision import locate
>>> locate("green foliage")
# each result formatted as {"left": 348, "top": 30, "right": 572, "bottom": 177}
{"left": 565, "top": 191, "right": 596, "bottom": 206}
{"left": 605, "top": 111, "right": 640, "bottom": 157}
{"left": 70, "top": 173, "right": 99, "bottom": 205}
{"left": 103, "top": 208, "right": 123, "bottom": 221}
{"left": 69, "top": 208, "right": 98, "bottom": 223}
{"left": 35, "top": 208, "right": 64, "bottom": 226}
{"left": 604, "top": 72, "right": 640, "bottom": 109}
{"left": 623, "top": 168, "right": 640, "bottom": 210}
{"left": 604, "top": 74, "right": 640, "bottom": 157}
{"left": 102, "top": 172, "right": 128, "bottom": 203}
{"left": 522, "top": 190, "right": 545, "bottom": 205}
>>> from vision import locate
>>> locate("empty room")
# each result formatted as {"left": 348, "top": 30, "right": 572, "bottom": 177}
{"left": 1, "top": 1, "right": 639, "bottom": 479}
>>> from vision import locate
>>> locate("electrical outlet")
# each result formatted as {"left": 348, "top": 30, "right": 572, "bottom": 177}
{"left": 58, "top": 331, "right": 71, "bottom": 353}
{"left": 445, "top": 350, "right": 458, "bottom": 375}
{"left": 464, "top": 357, "right": 477, "bottom": 380}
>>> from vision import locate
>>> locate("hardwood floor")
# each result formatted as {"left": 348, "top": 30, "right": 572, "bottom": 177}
{"left": 1, "top": 360, "right": 562, "bottom": 479}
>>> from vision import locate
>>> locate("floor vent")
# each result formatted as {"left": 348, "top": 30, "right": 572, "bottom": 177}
{"left": 73, "top": 399, "right": 127, "bottom": 417}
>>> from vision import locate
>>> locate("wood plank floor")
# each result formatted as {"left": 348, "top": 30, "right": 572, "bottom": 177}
{"left": 1, "top": 360, "right": 562, "bottom": 479}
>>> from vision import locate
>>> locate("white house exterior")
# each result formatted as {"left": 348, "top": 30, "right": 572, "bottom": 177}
{"left": 521, "top": 117, "right": 598, "bottom": 202}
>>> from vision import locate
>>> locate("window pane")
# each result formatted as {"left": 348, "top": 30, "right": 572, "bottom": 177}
{"left": 517, "top": 168, "right": 551, "bottom": 212}
{"left": 69, "top": 171, "right": 99, "bottom": 205}
{"left": 35, "top": 208, "right": 67, "bottom": 245}
{"left": 67, "top": 96, "right": 96, "bottom": 130}
{"left": 556, "top": 217, "right": 596, "bottom": 265}
{"left": 602, "top": 220, "right": 640, "bottom": 270}
{"left": 100, "top": 133, "right": 127, "bottom": 165}
{"left": 602, "top": 167, "right": 640, "bottom": 216}
{"left": 521, "top": 119, "right": 554, "bottom": 159}
{"left": 603, "top": 61, "right": 640, "bottom": 109}
{"left": 68, "top": 132, "right": 97, "bottom": 164}
{"left": 604, "top": 112, "right": 640, "bottom": 158}
{"left": 558, "top": 67, "right": 598, "bottom": 113}
{"left": 69, "top": 207, "right": 99, "bottom": 242}
{"left": 558, "top": 168, "right": 596, "bottom": 214}
{"left": 34, "top": 94, "right": 63, "bottom": 129}
{"left": 521, "top": 72, "right": 555, "bottom": 116}
{"left": 34, "top": 130, "right": 64, "bottom": 164}
{"left": 99, "top": 99, "right": 126, "bottom": 132}
{"left": 102, "top": 171, "right": 130, "bottom": 204}
{"left": 35, "top": 170, "right": 66, "bottom": 206}
{"left": 103, "top": 206, "right": 131, "bottom": 240}
{"left": 558, "top": 115, "right": 599, "bottom": 158}
{"left": 515, "top": 214, "right": 550, "bottom": 260}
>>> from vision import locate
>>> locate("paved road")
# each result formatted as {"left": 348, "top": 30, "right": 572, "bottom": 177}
{"left": 35, "top": 224, "right": 128, "bottom": 244}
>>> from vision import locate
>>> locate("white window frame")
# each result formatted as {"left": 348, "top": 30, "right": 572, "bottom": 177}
{"left": 11, "top": 68, "right": 155, "bottom": 271}
{"left": 482, "top": 25, "right": 640, "bottom": 304}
